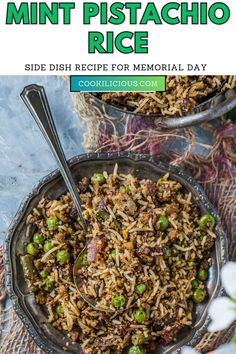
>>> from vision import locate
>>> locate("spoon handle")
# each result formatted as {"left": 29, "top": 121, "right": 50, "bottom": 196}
{"left": 21, "top": 84, "right": 87, "bottom": 233}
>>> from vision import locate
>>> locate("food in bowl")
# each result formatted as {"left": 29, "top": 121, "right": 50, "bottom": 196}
{"left": 21, "top": 165, "right": 216, "bottom": 353}
{"left": 93, "top": 75, "right": 236, "bottom": 116}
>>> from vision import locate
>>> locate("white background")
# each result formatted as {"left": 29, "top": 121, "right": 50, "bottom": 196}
{"left": 0, "top": 0, "right": 235, "bottom": 75}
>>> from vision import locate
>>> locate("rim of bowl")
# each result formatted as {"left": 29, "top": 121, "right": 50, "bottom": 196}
{"left": 81, "top": 91, "right": 225, "bottom": 119}
{"left": 4, "top": 151, "right": 228, "bottom": 354}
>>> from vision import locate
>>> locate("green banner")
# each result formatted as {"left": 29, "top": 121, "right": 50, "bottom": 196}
{"left": 70, "top": 75, "right": 166, "bottom": 92}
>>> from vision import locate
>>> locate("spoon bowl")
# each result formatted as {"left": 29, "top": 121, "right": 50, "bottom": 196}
{"left": 73, "top": 247, "right": 115, "bottom": 313}
{"left": 73, "top": 246, "right": 137, "bottom": 313}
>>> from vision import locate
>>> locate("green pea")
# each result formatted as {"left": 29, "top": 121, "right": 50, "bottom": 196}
{"left": 96, "top": 210, "right": 109, "bottom": 223}
{"left": 135, "top": 283, "right": 147, "bottom": 295}
{"left": 187, "top": 299, "right": 194, "bottom": 310}
{"left": 120, "top": 185, "right": 131, "bottom": 194}
{"left": 111, "top": 294, "right": 126, "bottom": 308}
{"left": 46, "top": 217, "right": 59, "bottom": 231}
{"left": 43, "top": 241, "right": 53, "bottom": 253}
{"left": 132, "top": 333, "right": 145, "bottom": 345}
{"left": 199, "top": 214, "right": 215, "bottom": 230}
{"left": 77, "top": 253, "right": 88, "bottom": 267}
{"left": 40, "top": 270, "right": 48, "bottom": 279}
{"left": 198, "top": 269, "right": 208, "bottom": 282}
{"left": 33, "top": 232, "right": 44, "bottom": 245}
{"left": 164, "top": 247, "right": 172, "bottom": 258}
{"left": 134, "top": 309, "right": 147, "bottom": 323}
{"left": 110, "top": 249, "right": 119, "bottom": 260}
{"left": 193, "top": 289, "right": 206, "bottom": 303}
{"left": 158, "top": 215, "right": 169, "bottom": 231}
{"left": 128, "top": 345, "right": 144, "bottom": 354}
{"left": 55, "top": 303, "right": 62, "bottom": 317}
{"left": 191, "top": 279, "right": 200, "bottom": 290}
{"left": 91, "top": 173, "right": 105, "bottom": 185}
{"left": 44, "top": 277, "right": 54, "bottom": 292}
{"left": 56, "top": 250, "right": 70, "bottom": 264}
{"left": 26, "top": 242, "right": 39, "bottom": 255}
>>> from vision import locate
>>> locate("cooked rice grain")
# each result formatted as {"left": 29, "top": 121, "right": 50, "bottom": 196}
{"left": 23, "top": 168, "right": 216, "bottom": 353}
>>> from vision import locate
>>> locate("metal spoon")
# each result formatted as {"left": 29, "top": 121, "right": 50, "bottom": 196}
{"left": 21, "top": 84, "right": 87, "bottom": 233}
{"left": 20, "top": 84, "right": 116, "bottom": 313}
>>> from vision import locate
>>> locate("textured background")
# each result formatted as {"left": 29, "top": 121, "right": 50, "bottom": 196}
{"left": 0, "top": 76, "right": 86, "bottom": 244}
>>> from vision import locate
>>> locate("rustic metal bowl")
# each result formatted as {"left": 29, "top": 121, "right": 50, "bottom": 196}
{"left": 75, "top": 89, "right": 236, "bottom": 129}
{"left": 4, "top": 152, "right": 228, "bottom": 354}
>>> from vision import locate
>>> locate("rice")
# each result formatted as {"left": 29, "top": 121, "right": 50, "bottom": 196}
{"left": 22, "top": 168, "right": 216, "bottom": 353}
{"left": 93, "top": 75, "right": 236, "bottom": 116}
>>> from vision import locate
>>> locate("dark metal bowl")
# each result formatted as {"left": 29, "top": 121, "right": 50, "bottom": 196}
{"left": 4, "top": 152, "right": 228, "bottom": 354}
{"left": 75, "top": 89, "right": 236, "bottom": 129}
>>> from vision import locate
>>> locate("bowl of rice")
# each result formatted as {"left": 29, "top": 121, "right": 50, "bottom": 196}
{"left": 5, "top": 152, "right": 228, "bottom": 354}
{"left": 75, "top": 75, "right": 236, "bottom": 130}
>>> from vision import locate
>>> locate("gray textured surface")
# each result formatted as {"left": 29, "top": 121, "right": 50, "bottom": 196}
{"left": 0, "top": 76, "right": 86, "bottom": 243}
